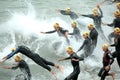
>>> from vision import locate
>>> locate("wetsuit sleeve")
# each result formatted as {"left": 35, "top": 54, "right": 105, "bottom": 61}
{"left": 7, "top": 48, "right": 19, "bottom": 59}
{"left": 45, "top": 30, "right": 56, "bottom": 34}
{"left": 77, "top": 40, "right": 87, "bottom": 52}
{"left": 110, "top": 44, "right": 116, "bottom": 46}
{"left": 69, "top": 33, "right": 74, "bottom": 35}
{"left": 72, "top": 54, "right": 84, "bottom": 61}
{"left": 110, "top": 40, "right": 118, "bottom": 46}
{"left": 11, "top": 63, "right": 19, "bottom": 70}
{"left": 69, "top": 28, "right": 79, "bottom": 35}
{"left": 108, "top": 53, "right": 114, "bottom": 65}
{"left": 64, "top": 57, "right": 71, "bottom": 60}
{"left": 60, "top": 10, "right": 69, "bottom": 15}
{"left": 107, "top": 19, "right": 115, "bottom": 27}
{"left": 79, "top": 57, "right": 84, "bottom": 61}
{"left": 98, "top": 7, "right": 103, "bottom": 17}
{"left": 81, "top": 14, "right": 93, "bottom": 18}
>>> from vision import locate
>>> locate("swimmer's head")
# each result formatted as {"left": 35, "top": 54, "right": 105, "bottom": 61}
{"left": 102, "top": 44, "right": 109, "bottom": 52}
{"left": 116, "top": 2, "right": 120, "bottom": 9}
{"left": 114, "top": 27, "right": 120, "bottom": 35}
{"left": 71, "top": 21, "right": 77, "bottom": 28}
{"left": 92, "top": 7, "right": 99, "bottom": 16}
{"left": 83, "top": 32, "right": 89, "bottom": 38}
{"left": 11, "top": 48, "right": 16, "bottom": 52}
{"left": 114, "top": 10, "right": 120, "bottom": 18}
{"left": 54, "top": 23, "right": 60, "bottom": 30}
{"left": 88, "top": 23, "right": 94, "bottom": 30}
{"left": 14, "top": 54, "right": 22, "bottom": 62}
{"left": 66, "top": 46, "right": 73, "bottom": 55}
{"left": 65, "top": 7, "right": 71, "bottom": 13}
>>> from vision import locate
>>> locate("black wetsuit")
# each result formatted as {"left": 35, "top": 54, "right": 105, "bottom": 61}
{"left": 69, "top": 27, "right": 81, "bottom": 41}
{"left": 64, "top": 52, "right": 84, "bottom": 80}
{"left": 98, "top": 50, "right": 114, "bottom": 80}
{"left": 107, "top": 17, "right": 120, "bottom": 42}
{"left": 12, "top": 60, "right": 31, "bottom": 80}
{"left": 77, "top": 37, "right": 92, "bottom": 58}
{"left": 60, "top": 10, "right": 79, "bottom": 20}
{"left": 45, "top": 27, "right": 70, "bottom": 44}
{"left": 111, "top": 34, "right": 120, "bottom": 68}
{"left": 89, "top": 28, "right": 98, "bottom": 47}
{"left": 7, "top": 46, "right": 55, "bottom": 72}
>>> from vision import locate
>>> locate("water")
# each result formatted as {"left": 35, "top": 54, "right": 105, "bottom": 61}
{"left": 0, "top": 0, "right": 119, "bottom": 80}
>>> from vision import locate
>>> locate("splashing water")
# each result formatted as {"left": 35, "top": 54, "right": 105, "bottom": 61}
{"left": 0, "top": 0, "right": 119, "bottom": 80}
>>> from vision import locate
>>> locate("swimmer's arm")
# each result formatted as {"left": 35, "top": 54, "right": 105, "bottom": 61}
{"left": 69, "top": 32, "right": 74, "bottom": 35}
{"left": 77, "top": 40, "right": 87, "bottom": 52}
{"left": 107, "top": 19, "right": 115, "bottom": 27}
{"left": 110, "top": 42, "right": 118, "bottom": 46}
{"left": 7, "top": 48, "right": 19, "bottom": 59}
{"left": 11, "top": 65, "right": 19, "bottom": 70}
{"left": 44, "top": 30, "right": 56, "bottom": 34}
{"left": 98, "top": 7, "right": 103, "bottom": 17}
{"left": 69, "top": 29, "right": 78, "bottom": 35}
{"left": 81, "top": 14, "right": 93, "bottom": 18}
{"left": 58, "top": 57, "right": 71, "bottom": 61}
{"left": 1, "top": 48, "right": 19, "bottom": 63}
{"left": 108, "top": 53, "right": 114, "bottom": 65}
{"left": 79, "top": 57, "right": 84, "bottom": 61}
{"left": 2, "top": 64, "right": 19, "bottom": 70}
{"left": 60, "top": 10, "right": 69, "bottom": 15}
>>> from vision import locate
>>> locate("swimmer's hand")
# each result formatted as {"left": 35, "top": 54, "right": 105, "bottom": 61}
{"left": 2, "top": 66, "right": 11, "bottom": 69}
{"left": 55, "top": 9, "right": 61, "bottom": 12}
{"left": 58, "top": 58, "right": 64, "bottom": 61}
{"left": 50, "top": 70, "right": 58, "bottom": 80}
{"left": 102, "top": 23, "right": 108, "bottom": 26}
{"left": 40, "top": 32, "right": 46, "bottom": 34}
{"left": 1, "top": 56, "right": 7, "bottom": 63}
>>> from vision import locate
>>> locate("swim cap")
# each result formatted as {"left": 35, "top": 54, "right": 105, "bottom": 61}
{"left": 88, "top": 23, "right": 94, "bottom": 29}
{"left": 14, "top": 54, "right": 22, "bottom": 62}
{"left": 11, "top": 48, "right": 16, "bottom": 52}
{"left": 83, "top": 32, "right": 89, "bottom": 37}
{"left": 116, "top": 2, "right": 120, "bottom": 7}
{"left": 102, "top": 44, "right": 109, "bottom": 49}
{"left": 114, "top": 27, "right": 120, "bottom": 33}
{"left": 54, "top": 23, "right": 60, "bottom": 29}
{"left": 66, "top": 46, "right": 73, "bottom": 52}
{"left": 66, "top": 7, "right": 71, "bottom": 13}
{"left": 114, "top": 10, "right": 120, "bottom": 17}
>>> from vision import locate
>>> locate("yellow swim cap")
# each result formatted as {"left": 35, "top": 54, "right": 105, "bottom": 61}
{"left": 114, "top": 27, "right": 120, "bottom": 33}
{"left": 71, "top": 21, "right": 77, "bottom": 27}
{"left": 54, "top": 23, "right": 60, "bottom": 29}
{"left": 66, "top": 46, "right": 73, "bottom": 52}
{"left": 116, "top": 2, "right": 120, "bottom": 7}
{"left": 92, "top": 7, "right": 98, "bottom": 12}
{"left": 66, "top": 7, "right": 71, "bottom": 13}
{"left": 114, "top": 10, "right": 120, "bottom": 17}
{"left": 88, "top": 23, "right": 94, "bottom": 29}
{"left": 14, "top": 54, "right": 22, "bottom": 62}
{"left": 71, "top": 21, "right": 77, "bottom": 25}
{"left": 11, "top": 48, "right": 16, "bottom": 52}
{"left": 102, "top": 44, "right": 109, "bottom": 49}
{"left": 83, "top": 32, "right": 89, "bottom": 37}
